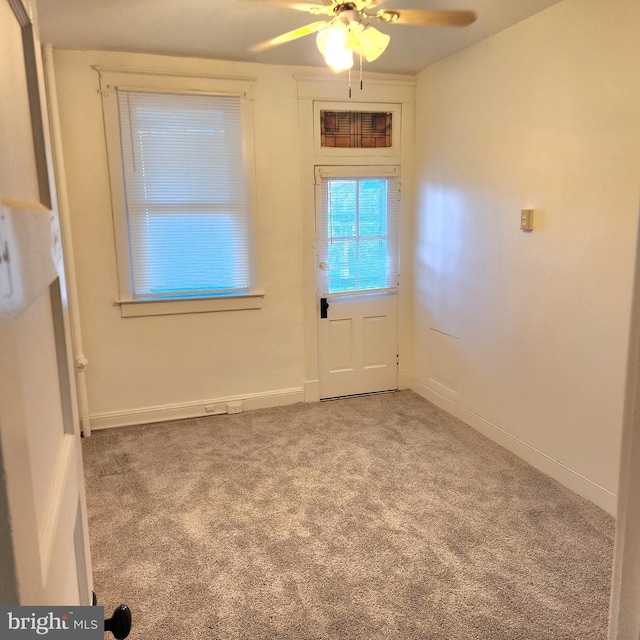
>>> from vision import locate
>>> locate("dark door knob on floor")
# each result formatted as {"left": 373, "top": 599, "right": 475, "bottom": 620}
{"left": 94, "top": 592, "right": 132, "bottom": 638}
{"left": 104, "top": 604, "right": 132, "bottom": 639}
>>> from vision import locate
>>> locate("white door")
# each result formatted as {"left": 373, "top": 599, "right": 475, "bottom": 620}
{"left": 0, "top": 0, "right": 93, "bottom": 605}
{"left": 316, "top": 166, "right": 400, "bottom": 399}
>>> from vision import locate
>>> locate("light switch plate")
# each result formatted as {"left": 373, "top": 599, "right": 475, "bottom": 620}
{"left": 521, "top": 209, "right": 534, "bottom": 231}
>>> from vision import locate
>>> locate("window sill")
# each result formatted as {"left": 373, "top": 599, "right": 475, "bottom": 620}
{"left": 116, "top": 292, "right": 264, "bottom": 318}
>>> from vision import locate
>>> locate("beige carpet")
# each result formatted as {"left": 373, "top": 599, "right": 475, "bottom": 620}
{"left": 83, "top": 391, "right": 614, "bottom": 639}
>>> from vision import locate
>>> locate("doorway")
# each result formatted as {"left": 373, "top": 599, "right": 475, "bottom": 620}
{"left": 315, "top": 165, "right": 400, "bottom": 399}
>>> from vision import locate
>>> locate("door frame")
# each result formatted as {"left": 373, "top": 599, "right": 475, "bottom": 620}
{"left": 296, "top": 77, "right": 416, "bottom": 403}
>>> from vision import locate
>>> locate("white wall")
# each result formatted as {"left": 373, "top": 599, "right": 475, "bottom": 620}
{"left": 52, "top": 51, "right": 311, "bottom": 426}
{"left": 411, "top": 0, "right": 640, "bottom": 514}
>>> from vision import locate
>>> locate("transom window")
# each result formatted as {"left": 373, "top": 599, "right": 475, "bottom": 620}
{"left": 320, "top": 110, "right": 393, "bottom": 149}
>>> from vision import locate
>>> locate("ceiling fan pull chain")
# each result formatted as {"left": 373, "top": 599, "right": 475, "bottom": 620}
{"left": 348, "top": 66, "right": 352, "bottom": 98}
{"left": 360, "top": 51, "right": 363, "bottom": 91}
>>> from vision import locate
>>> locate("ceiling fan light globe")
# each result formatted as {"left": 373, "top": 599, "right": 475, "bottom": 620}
{"left": 325, "top": 44, "right": 355, "bottom": 72}
{"left": 316, "top": 24, "right": 354, "bottom": 72}
{"left": 356, "top": 25, "right": 390, "bottom": 62}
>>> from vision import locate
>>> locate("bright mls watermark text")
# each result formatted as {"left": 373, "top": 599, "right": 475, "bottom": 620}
{"left": 0, "top": 607, "right": 103, "bottom": 639}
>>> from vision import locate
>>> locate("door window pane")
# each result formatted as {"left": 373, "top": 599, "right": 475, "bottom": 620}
{"left": 319, "top": 173, "right": 399, "bottom": 295}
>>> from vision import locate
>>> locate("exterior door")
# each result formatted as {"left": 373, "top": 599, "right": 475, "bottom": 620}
{"left": 316, "top": 166, "right": 400, "bottom": 399}
{"left": 0, "top": 0, "right": 93, "bottom": 605}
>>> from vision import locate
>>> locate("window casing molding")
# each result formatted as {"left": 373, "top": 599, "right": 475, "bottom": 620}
{"left": 96, "top": 67, "right": 261, "bottom": 316}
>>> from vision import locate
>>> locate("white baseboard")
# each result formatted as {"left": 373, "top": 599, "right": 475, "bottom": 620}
{"left": 409, "top": 377, "right": 617, "bottom": 516}
{"left": 89, "top": 386, "right": 305, "bottom": 431}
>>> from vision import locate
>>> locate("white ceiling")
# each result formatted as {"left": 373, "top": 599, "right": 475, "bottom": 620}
{"left": 36, "top": 0, "right": 563, "bottom": 75}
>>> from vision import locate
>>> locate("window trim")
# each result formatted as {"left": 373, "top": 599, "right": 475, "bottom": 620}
{"left": 116, "top": 291, "right": 265, "bottom": 318}
{"left": 96, "top": 67, "right": 260, "bottom": 316}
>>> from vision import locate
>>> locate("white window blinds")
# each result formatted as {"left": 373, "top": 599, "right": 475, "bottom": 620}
{"left": 117, "top": 90, "right": 251, "bottom": 299}
{"left": 318, "top": 171, "right": 399, "bottom": 295}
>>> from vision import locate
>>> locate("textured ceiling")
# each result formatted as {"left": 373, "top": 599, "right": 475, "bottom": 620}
{"left": 36, "top": 0, "right": 564, "bottom": 75}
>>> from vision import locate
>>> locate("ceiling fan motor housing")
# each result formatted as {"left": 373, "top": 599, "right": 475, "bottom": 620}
{"left": 336, "top": 8, "right": 361, "bottom": 25}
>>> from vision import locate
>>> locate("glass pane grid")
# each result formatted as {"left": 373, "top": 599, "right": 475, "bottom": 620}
{"left": 323, "top": 176, "right": 396, "bottom": 295}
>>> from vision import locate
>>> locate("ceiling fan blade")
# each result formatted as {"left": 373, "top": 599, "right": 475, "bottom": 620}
{"left": 376, "top": 9, "right": 477, "bottom": 27}
{"left": 249, "top": 0, "right": 335, "bottom": 15}
{"left": 250, "top": 21, "right": 329, "bottom": 52}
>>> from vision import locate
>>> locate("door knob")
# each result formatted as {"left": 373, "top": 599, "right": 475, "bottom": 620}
{"left": 104, "top": 604, "right": 132, "bottom": 639}
{"left": 94, "top": 591, "right": 132, "bottom": 639}
{"left": 318, "top": 262, "right": 330, "bottom": 271}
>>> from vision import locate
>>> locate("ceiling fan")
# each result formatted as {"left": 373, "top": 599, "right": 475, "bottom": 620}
{"left": 250, "top": 0, "right": 477, "bottom": 72}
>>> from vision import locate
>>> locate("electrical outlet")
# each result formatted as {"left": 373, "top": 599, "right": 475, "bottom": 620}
{"left": 227, "top": 401, "right": 242, "bottom": 414}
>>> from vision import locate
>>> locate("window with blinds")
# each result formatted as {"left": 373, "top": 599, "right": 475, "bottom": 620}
{"left": 116, "top": 90, "right": 251, "bottom": 300}
{"left": 317, "top": 170, "right": 399, "bottom": 295}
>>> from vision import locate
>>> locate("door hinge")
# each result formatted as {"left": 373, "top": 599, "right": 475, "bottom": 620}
{"left": 396, "top": 354, "right": 399, "bottom": 366}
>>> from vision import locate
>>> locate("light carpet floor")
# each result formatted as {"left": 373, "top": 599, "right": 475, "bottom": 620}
{"left": 83, "top": 390, "right": 614, "bottom": 639}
